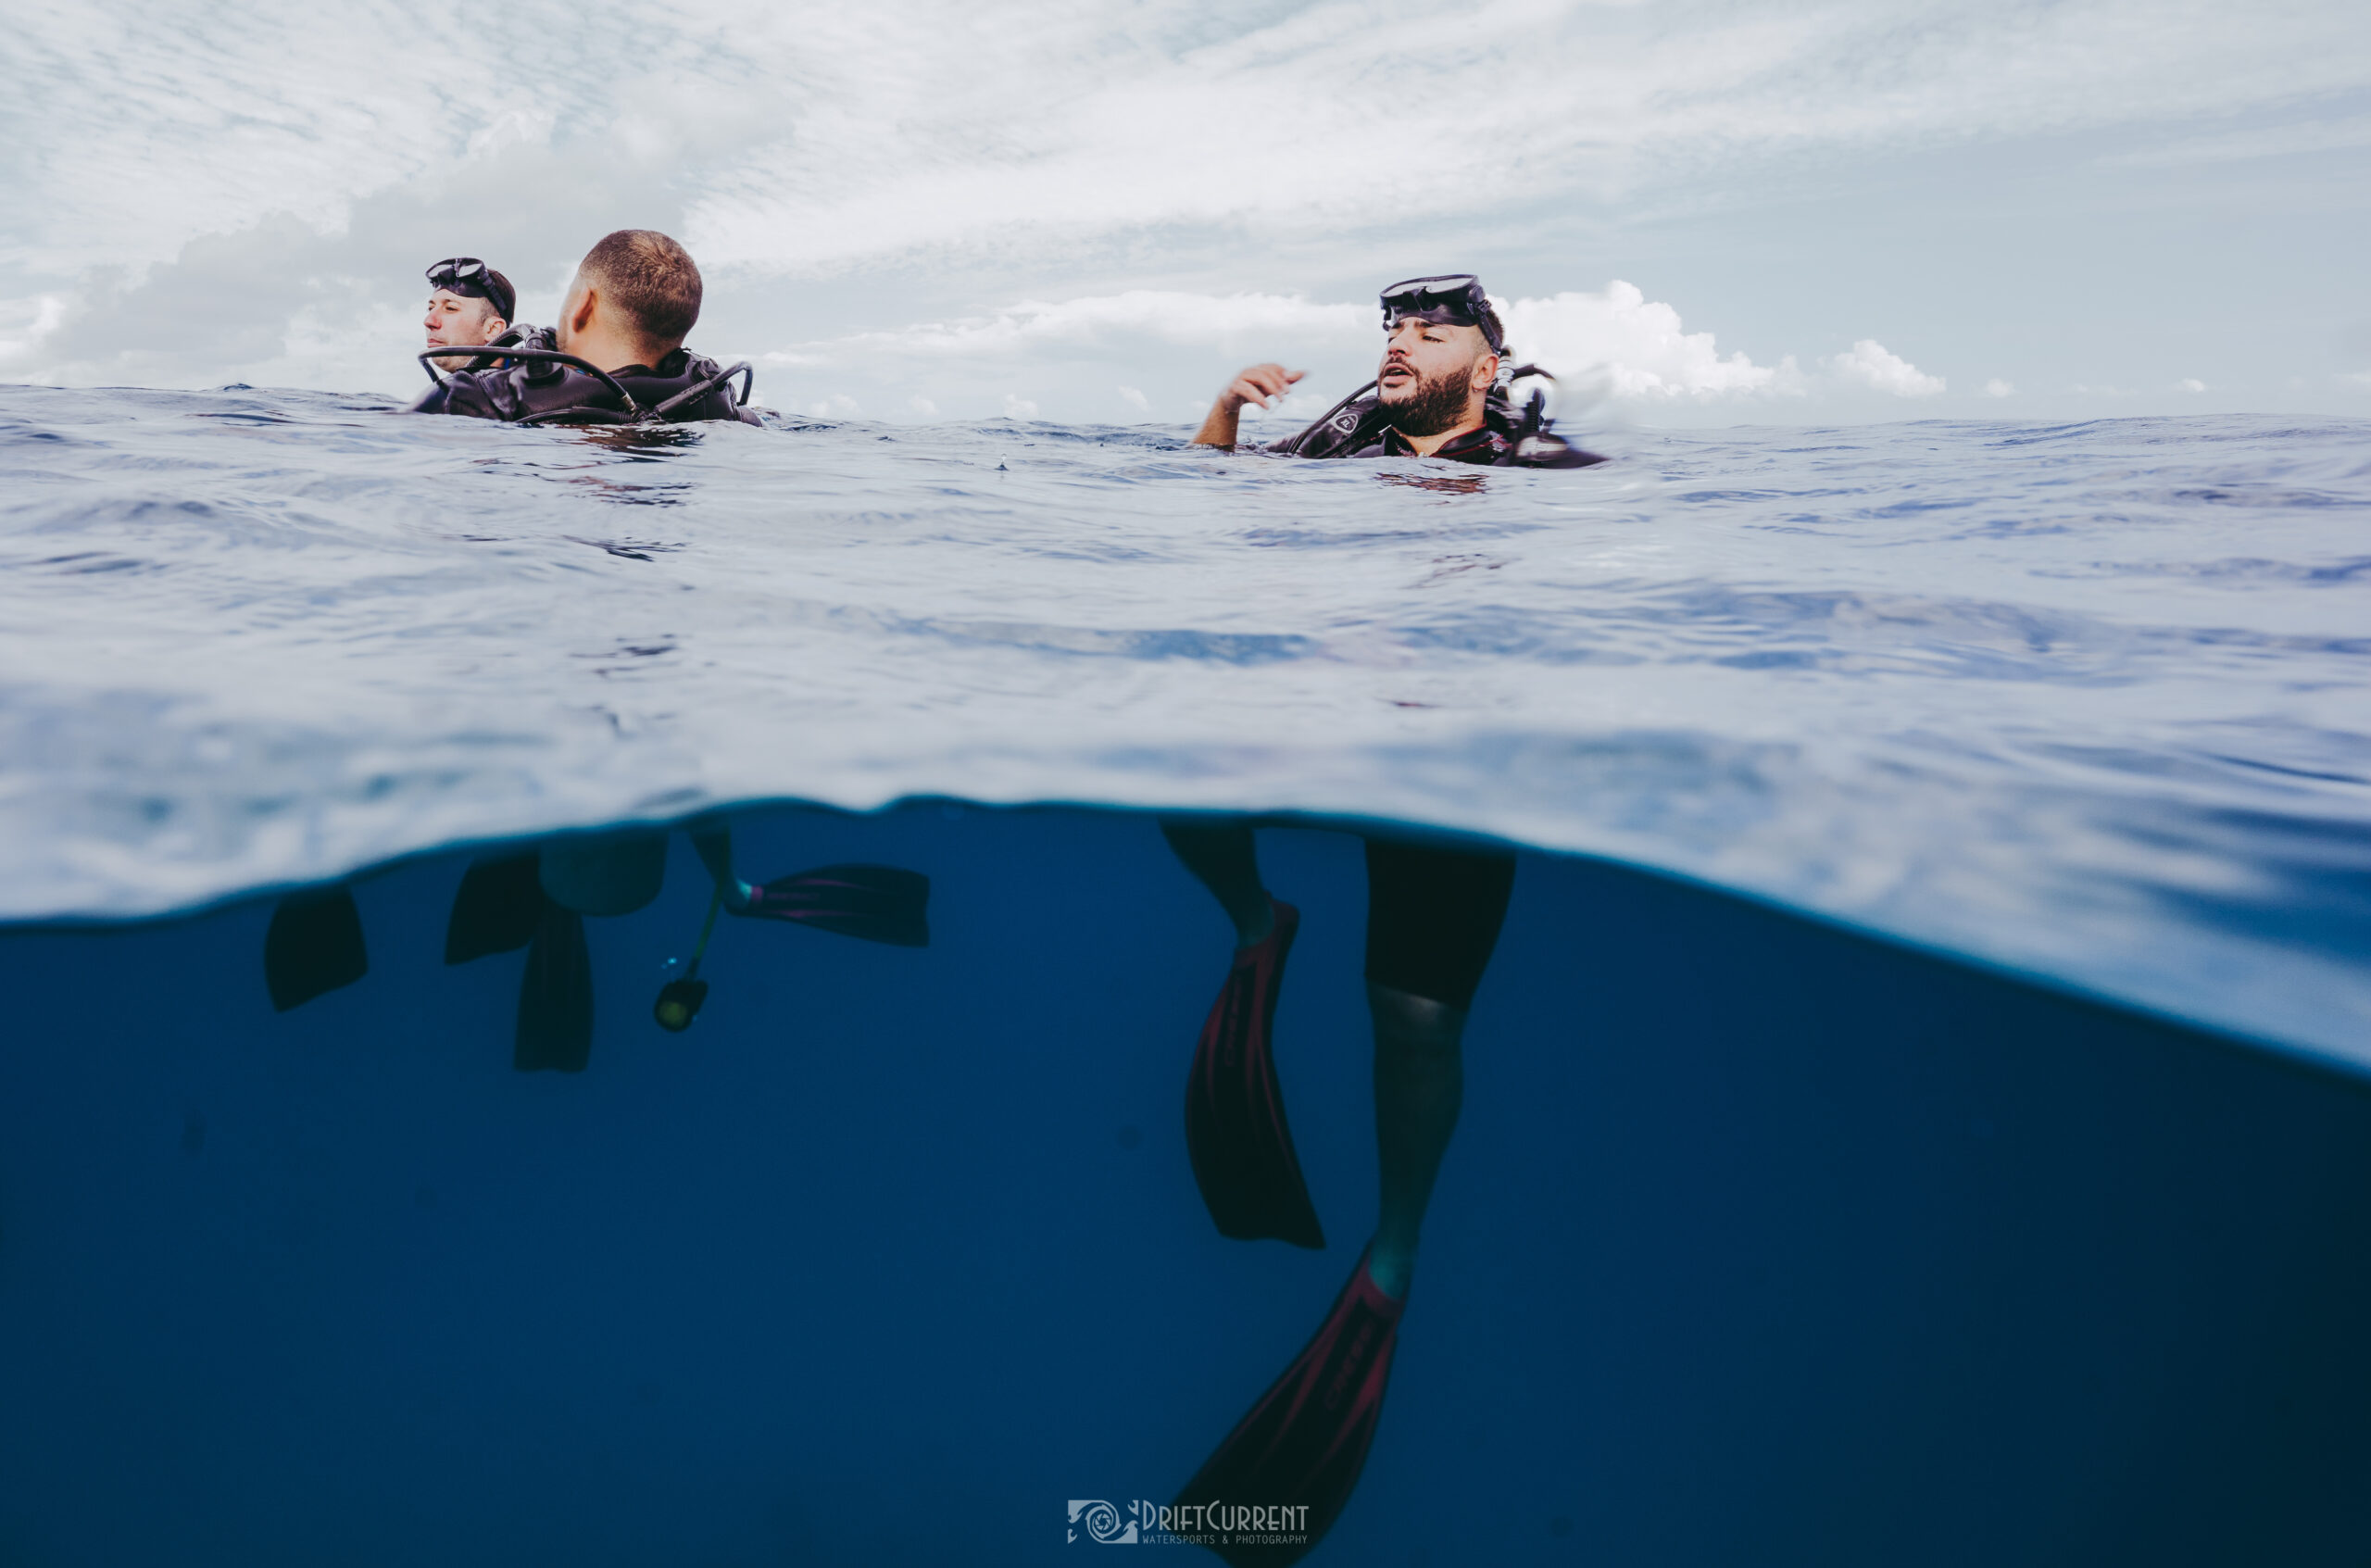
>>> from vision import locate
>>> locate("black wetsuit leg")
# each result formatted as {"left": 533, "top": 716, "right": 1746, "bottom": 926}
{"left": 1361, "top": 837, "right": 1516, "bottom": 1010}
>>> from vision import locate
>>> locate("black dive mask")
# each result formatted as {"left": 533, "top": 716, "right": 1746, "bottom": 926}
{"left": 1379, "top": 274, "right": 1505, "bottom": 354}
{"left": 426, "top": 257, "right": 515, "bottom": 323}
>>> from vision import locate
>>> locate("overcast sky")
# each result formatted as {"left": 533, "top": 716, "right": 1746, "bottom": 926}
{"left": 6, "top": 0, "right": 2367, "bottom": 426}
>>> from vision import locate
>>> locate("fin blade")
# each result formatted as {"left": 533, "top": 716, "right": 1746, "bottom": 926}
{"left": 514, "top": 901, "right": 593, "bottom": 1072}
{"left": 264, "top": 885, "right": 369, "bottom": 1012}
{"left": 738, "top": 863, "right": 930, "bottom": 947}
{"left": 445, "top": 852, "right": 544, "bottom": 964}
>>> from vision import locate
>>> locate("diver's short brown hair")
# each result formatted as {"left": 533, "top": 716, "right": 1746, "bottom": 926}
{"left": 580, "top": 230, "right": 703, "bottom": 349}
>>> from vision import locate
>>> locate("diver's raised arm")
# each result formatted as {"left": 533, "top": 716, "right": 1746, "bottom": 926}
{"left": 1192, "top": 362, "right": 1305, "bottom": 448}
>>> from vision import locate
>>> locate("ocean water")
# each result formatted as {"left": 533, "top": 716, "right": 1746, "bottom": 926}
{"left": 2, "top": 387, "right": 2369, "bottom": 1564}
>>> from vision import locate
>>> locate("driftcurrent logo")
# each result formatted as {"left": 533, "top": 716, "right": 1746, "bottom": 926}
{"left": 1066, "top": 1499, "right": 1310, "bottom": 1549}
{"left": 1067, "top": 1501, "right": 1136, "bottom": 1545}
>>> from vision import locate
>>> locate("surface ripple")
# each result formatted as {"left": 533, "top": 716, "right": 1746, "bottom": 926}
{"left": 2, "top": 386, "right": 2367, "bottom": 1063}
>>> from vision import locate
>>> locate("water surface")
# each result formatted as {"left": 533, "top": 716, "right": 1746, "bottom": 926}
{"left": 3, "top": 388, "right": 2366, "bottom": 1060}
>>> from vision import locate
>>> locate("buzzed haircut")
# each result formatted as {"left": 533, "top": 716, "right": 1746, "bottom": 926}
{"left": 580, "top": 230, "right": 702, "bottom": 348}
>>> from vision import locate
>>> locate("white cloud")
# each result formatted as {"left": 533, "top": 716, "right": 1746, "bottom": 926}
{"left": 1002, "top": 394, "right": 1039, "bottom": 419}
{"left": 1499, "top": 282, "right": 1797, "bottom": 401}
{"left": 12, "top": 1, "right": 2370, "bottom": 290}
{"left": 2173, "top": 377, "right": 2207, "bottom": 393}
{"left": 1116, "top": 385, "right": 1148, "bottom": 411}
{"left": 908, "top": 394, "right": 940, "bottom": 417}
{"left": 1831, "top": 339, "right": 1946, "bottom": 397}
{"left": 808, "top": 394, "right": 861, "bottom": 417}
{"left": 1981, "top": 378, "right": 2014, "bottom": 397}
{"left": 0, "top": 295, "right": 68, "bottom": 366}
{"left": 8, "top": 1, "right": 2368, "bottom": 413}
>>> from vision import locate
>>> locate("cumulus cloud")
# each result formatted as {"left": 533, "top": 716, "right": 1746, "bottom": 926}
{"left": 1831, "top": 339, "right": 1946, "bottom": 397}
{"left": 1499, "top": 282, "right": 1797, "bottom": 401}
{"left": 1981, "top": 378, "right": 2014, "bottom": 397}
{"left": 2173, "top": 377, "right": 2207, "bottom": 393}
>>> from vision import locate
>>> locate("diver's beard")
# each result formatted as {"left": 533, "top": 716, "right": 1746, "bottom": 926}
{"left": 1378, "top": 367, "right": 1476, "bottom": 437}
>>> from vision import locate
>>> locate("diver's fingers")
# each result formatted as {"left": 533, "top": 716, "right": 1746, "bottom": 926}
{"left": 1240, "top": 364, "right": 1296, "bottom": 402}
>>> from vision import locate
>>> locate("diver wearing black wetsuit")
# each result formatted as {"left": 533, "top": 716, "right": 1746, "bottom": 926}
{"left": 1222, "top": 273, "right": 1604, "bottom": 469}
{"left": 409, "top": 326, "right": 757, "bottom": 425}
{"left": 406, "top": 229, "right": 757, "bottom": 427}
{"left": 1160, "top": 275, "right": 1583, "bottom": 1563}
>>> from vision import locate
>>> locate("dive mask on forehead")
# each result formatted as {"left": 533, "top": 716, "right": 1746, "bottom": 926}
{"left": 1379, "top": 274, "right": 1504, "bottom": 353}
{"left": 426, "top": 257, "right": 515, "bottom": 321}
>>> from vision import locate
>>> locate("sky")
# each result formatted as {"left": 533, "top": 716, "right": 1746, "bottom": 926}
{"left": 5, "top": 0, "right": 2368, "bottom": 427}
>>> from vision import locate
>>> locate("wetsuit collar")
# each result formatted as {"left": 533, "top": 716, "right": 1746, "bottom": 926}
{"left": 1379, "top": 421, "right": 1499, "bottom": 462}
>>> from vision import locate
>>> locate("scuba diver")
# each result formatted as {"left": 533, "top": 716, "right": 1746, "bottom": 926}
{"left": 264, "top": 819, "right": 930, "bottom": 1073}
{"left": 407, "top": 229, "right": 757, "bottom": 426}
{"left": 1194, "top": 272, "right": 1603, "bottom": 469}
{"left": 422, "top": 256, "right": 518, "bottom": 371}
{"left": 1162, "top": 276, "right": 1575, "bottom": 1565}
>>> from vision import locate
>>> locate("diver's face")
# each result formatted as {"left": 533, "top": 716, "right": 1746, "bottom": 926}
{"left": 1377, "top": 318, "right": 1489, "bottom": 407}
{"left": 1376, "top": 318, "right": 1492, "bottom": 432}
{"left": 424, "top": 289, "right": 501, "bottom": 348}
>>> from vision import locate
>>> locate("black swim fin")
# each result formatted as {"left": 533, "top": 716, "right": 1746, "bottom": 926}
{"left": 1173, "top": 1249, "right": 1404, "bottom": 1565}
{"left": 445, "top": 851, "right": 544, "bottom": 964}
{"left": 1186, "top": 900, "right": 1324, "bottom": 1248}
{"left": 514, "top": 897, "right": 593, "bottom": 1073}
{"left": 264, "top": 884, "right": 369, "bottom": 1011}
{"left": 728, "top": 863, "right": 930, "bottom": 947}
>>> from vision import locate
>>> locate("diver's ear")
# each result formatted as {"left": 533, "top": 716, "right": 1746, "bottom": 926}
{"left": 1472, "top": 350, "right": 1500, "bottom": 393}
{"left": 570, "top": 286, "right": 597, "bottom": 335}
{"left": 483, "top": 317, "right": 509, "bottom": 344}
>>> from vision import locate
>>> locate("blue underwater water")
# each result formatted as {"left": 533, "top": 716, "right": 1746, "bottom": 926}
{"left": 2, "top": 386, "right": 2369, "bottom": 1564}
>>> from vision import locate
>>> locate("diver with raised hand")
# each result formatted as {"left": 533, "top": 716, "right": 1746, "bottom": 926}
{"left": 422, "top": 257, "right": 520, "bottom": 370}
{"left": 1197, "top": 272, "right": 1601, "bottom": 468}
{"left": 1159, "top": 273, "right": 1590, "bottom": 1566}
{"left": 408, "top": 230, "right": 757, "bottom": 426}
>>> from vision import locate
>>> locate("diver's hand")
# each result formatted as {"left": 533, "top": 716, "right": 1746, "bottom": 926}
{"left": 1221, "top": 363, "right": 1304, "bottom": 414}
{"left": 1193, "top": 362, "right": 1306, "bottom": 447}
